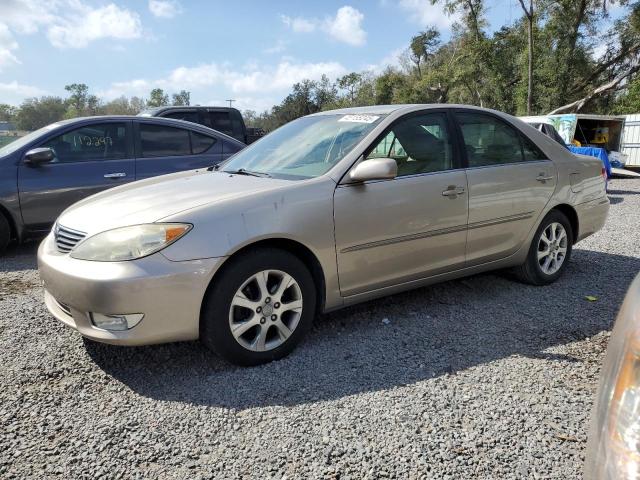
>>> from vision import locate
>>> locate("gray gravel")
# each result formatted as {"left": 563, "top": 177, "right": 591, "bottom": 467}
{"left": 1, "top": 178, "right": 639, "bottom": 479}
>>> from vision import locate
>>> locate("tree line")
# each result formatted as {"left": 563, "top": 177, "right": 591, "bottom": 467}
{"left": 0, "top": 85, "right": 190, "bottom": 131}
{"left": 2, "top": 0, "right": 640, "bottom": 133}
{"left": 244, "top": 0, "right": 640, "bottom": 130}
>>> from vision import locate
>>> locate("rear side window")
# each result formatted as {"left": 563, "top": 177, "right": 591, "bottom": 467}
{"left": 209, "top": 112, "right": 234, "bottom": 137}
{"left": 140, "top": 124, "right": 191, "bottom": 157}
{"left": 165, "top": 111, "right": 200, "bottom": 124}
{"left": 40, "top": 123, "right": 129, "bottom": 163}
{"left": 190, "top": 131, "right": 216, "bottom": 154}
{"left": 457, "top": 113, "right": 526, "bottom": 167}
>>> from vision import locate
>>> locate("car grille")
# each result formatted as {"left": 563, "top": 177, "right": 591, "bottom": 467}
{"left": 54, "top": 224, "right": 87, "bottom": 253}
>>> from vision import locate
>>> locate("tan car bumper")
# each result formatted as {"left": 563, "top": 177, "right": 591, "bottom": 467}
{"left": 38, "top": 233, "right": 224, "bottom": 346}
{"left": 575, "top": 196, "right": 609, "bottom": 242}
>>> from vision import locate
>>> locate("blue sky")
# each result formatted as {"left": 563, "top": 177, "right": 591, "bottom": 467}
{"left": 0, "top": 0, "right": 626, "bottom": 112}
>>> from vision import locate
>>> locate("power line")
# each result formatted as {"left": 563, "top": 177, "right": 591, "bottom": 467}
{"left": 226, "top": 99, "right": 236, "bottom": 108}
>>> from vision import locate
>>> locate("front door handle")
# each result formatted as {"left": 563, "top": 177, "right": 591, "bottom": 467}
{"left": 442, "top": 185, "right": 466, "bottom": 197}
{"left": 536, "top": 174, "right": 554, "bottom": 182}
{"left": 104, "top": 172, "right": 127, "bottom": 179}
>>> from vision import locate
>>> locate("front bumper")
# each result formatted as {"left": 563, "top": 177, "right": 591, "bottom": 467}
{"left": 38, "top": 233, "right": 225, "bottom": 345}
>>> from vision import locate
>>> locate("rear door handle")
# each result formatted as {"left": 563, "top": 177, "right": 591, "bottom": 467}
{"left": 442, "top": 186, "right": 466, "bottom": 197}
{"left": 536, "top": 174, "right": 553, "bottom": 182}
{"left": 104, "top": 172, "right": 127, "bottom": 179}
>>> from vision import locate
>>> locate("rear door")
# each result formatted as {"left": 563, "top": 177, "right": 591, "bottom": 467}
{"left": 18, "top": 121, "right": 135, "bottom": 229}
{"left": 134, "top": 122, "right": 224, "bottom": 180}
{"left": 455, "top": 111, "right": 557, "bottom": 265}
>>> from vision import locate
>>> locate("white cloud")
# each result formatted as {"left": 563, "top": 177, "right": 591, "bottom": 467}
{"left": 263, "top": 39, "right": 287, "bottom": 54}
{"left": 398, "top": 0, "right": 457, "bottom": 29}
{"left": 0, "top": 0, "right": 144, "bottom": 65}
{"left": 0, "top": 23, "right": 20, "bottom": 71}
{"left": 280, "top": 14, "right": 317, "bottom": 33}
{"left": 47, "top": 4, "right": 143, "bottom": 48}
{"left": 364, "top": 46, "right": 407, "bottom": 73}
{"left": 149, "top": 0, "right": 183, "bottom": 19}
{"left": 0, "top": 81, "right": 48, "bottom": 104}
{"left": 324, "top": 6, "right": 366, "bottom": 46}
{"left": 281, "top": 6, "right": 367, "bottom": 46}
{"left": 98, "top": 60, "right": 348, "bottom": 107}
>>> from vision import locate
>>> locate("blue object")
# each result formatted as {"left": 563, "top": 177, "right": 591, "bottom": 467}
{"left": 568, "top": 146, "right": 612, "bottom": 178}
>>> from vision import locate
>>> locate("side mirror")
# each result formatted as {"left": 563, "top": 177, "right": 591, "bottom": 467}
{"left": 24, "top": 147, "right": 55, "bottom": 166}
{"left": 349, "top": 158, "right": 398, "bottom": 182}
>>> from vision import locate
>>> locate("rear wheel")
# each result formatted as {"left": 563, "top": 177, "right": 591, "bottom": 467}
{"left": 0, "top": 214, "right": 10, "bottom": 254}
{"left": 200, "top": 248, "right": 316, "bottom": 366}
{"left": 514, "top": 210, "right": 573, "bottom": 285}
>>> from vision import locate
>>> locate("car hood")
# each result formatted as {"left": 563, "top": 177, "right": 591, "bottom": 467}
{"left": 57, "top": 169, "right": 294, "bottom": 235}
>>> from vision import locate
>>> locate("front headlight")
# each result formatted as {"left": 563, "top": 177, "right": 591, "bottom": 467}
{"left": 586, "top": 274, "right": 640, "bottom": 480}
{"left": 70, "top": 223, "right": 192, "bottom": 261}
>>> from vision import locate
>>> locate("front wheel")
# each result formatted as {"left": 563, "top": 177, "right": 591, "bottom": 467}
{"left": 200, "top": 248, "right": 316, "bottom": 366}
{"left": 514, "top": 210, "right": 573, "bottom": 286}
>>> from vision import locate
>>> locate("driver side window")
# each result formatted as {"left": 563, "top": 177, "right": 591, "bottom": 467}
{"left": 40, "top": 123, "right": 129, "bottom": 163}
{"left": 366, "top": 113, "right": 453, "bottom": 176}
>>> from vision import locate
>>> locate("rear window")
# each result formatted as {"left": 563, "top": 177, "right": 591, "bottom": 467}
{"left": 165, "top": 111, "right": 200, "bottom": 124}
{"left": 209, "top": 112, "right": 234, "bottom": 137}
{"left": 140, "top": 124, "right": 190, "bottom": 157}
{"left": 190, "top": 131, "right": 216, "bottom": 154}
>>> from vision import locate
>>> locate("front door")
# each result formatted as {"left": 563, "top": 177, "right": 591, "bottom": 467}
{"left": 455, "top": 111, "right": 557, "bottom": 265}
{"left": 18, "top": 121, "right": 135, "bottom": 230}
{"left": 334, "top": 111, "right": 468, "bottom": 296}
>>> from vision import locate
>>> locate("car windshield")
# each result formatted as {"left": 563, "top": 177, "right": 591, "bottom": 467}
{"left": 0, "top": 123, "right": 62, "bottom": 157}
{"left": 221, "top": 114, "right": 385, "bottom": 179}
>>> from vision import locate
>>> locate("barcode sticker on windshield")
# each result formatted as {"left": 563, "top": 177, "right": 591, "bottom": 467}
{"left": 338, "top": 114, "right": 380, "bottom": 124}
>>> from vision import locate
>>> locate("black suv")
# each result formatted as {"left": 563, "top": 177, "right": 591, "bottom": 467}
{"left": 139, "top": 106, "right": 265, "bottom": 144}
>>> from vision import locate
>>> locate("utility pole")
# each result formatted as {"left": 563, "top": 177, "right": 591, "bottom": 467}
{"left": 226, "top": 99, "right": 235, "bottom": 108}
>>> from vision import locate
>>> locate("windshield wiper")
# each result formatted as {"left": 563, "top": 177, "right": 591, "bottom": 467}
{"left": 225, "top": 168, "right": 272, "bottom": 178}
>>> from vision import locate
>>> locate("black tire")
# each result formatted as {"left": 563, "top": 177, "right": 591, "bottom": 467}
{"left": 0, "top": 214, "right": 10, "bottom": 255}
{"left": 200, "top": 248, "right": 317, "bottom": 366}
{"left": 514, "top": 209, "right": 573, "bottom": 286}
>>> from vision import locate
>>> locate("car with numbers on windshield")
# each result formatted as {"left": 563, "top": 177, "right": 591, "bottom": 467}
{"left": 38, "top": 104, "right": 609, "bottom": 366}
{"left": 0, "top": 115, "right": 245, "bottom": 253}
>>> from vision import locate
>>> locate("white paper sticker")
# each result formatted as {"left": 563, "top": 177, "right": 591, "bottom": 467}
{"left": 338, "top": 114, "right": 380, "bottom": 124}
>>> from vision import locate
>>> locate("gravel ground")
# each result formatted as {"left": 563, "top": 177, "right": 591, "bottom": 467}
{"left": 1, "top": 178, "right": 639, "bottom": 479}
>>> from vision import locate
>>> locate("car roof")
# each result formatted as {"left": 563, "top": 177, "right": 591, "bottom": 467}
{"left": 138, "top": 106, "right": 241, "bottom": 116}
{"left": 49, "top": 115, "right": 245, "bottom": 147}
{"left": 310, "top": 103, "right": 502, "bottom": 116}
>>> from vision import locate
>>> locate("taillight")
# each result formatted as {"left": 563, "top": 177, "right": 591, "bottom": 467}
{"left": 601, "top": 167, "right": 606, "bottom": 179}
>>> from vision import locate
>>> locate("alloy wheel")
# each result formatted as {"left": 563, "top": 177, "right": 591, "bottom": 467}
{"left": 537, "top": 222, "right": 568, "bottom": 275}
{"left": 228, "top": 269, "right": 303, "bottom": 352}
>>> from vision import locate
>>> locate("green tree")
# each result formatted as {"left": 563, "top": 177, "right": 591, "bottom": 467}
{"left": 409, "top": 28, "right": 440, "bottom": 77}
{"left": 16, "top": 97, "right": 67, "bottom": 130}
{"left": 130, "top": 96, "right": 147, "bottom": 114}
{"left": 148, "top": 88, "right": 169, "bottom": 107}
{"left": 172, "top": 90, "right": 190, "bottom": 106}
{"left": 64, "top": 83, "right": 100, "bottom": 117}
{"left": 337, "top": 73, "right": 363, "bottom": 105}
{"left": 0, "top": 104, "right": 17, "bottom": 122}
